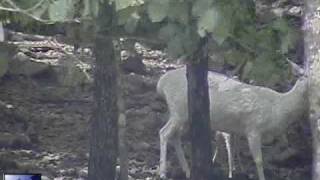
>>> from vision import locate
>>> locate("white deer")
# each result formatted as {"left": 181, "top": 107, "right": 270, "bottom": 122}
{"left": 212, "top": 131, "right": 234, "bottom": 178}
{"left": 157, "top": 66, "right": 308, "bottom": 180}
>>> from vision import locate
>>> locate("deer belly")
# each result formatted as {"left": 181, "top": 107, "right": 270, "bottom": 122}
{"left": 210, "top": 108, "right": 248, "bottom": 134}
{"left": 210, "top": 100, "right": 251, "bottom": 134}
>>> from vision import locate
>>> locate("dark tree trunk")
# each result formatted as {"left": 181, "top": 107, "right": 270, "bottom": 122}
{"left": 88, "top": 35, "right": 119, "bottom": 180}
{"left": 118, "top": 93, "right": 128, "bottom": 180}
{"left": 187, "top": 37, "right": 214, "bottom": 180}
{"left": 88, "top": 3, "right": 118, "bottom": 180}
{"left": 116, "top": 40, "right": 129, "bottom": 180}
{"left": 304, "top": 1, "right": 320, "bottom": 179}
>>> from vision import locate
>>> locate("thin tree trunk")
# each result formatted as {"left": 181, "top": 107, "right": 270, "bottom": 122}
{"left": 116, "top": 40, "right": 129, "bottom": 180}
{"left": 118, "top": 93, "right": 128, "bottom": 180}
{"left": 187, "top": 36, "right": 214, "bottom": 180}
{"left": 304, "top": 0, "right": 320, "bottom": 179}
{"left": 88, "top": 3, "right": 118, "bottom": 179}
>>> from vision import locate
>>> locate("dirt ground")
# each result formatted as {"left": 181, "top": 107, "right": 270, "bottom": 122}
{"left": 0, "top": 44, "right": 313, "bottom": 180}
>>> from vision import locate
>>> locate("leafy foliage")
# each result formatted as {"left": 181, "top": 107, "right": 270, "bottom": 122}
{"left": 49, "top": 0, "right": 75, "bottom": 22}
{"left": 147, "top": 0, "right": 169, "bottom": 23}
{"left": 0, "top": 0, "right": 300, "bottom": 86}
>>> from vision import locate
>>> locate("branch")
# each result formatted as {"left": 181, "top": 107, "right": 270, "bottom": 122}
{"left": 25, "top": 0, "right": 47, "bottom": 12}
{"left": 0, "top": 0, "right": 79, "bottom": 24}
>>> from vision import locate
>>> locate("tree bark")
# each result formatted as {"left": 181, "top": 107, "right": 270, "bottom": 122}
{"left": 88, "top": 2, "right": 118, "bottom": 180}
{"left": 116, "top": 40, "right": 129, "bottom": 180}
{"left": 187, "top": 36, "right": 214, "bottom": 180}
{"left": 304, "top": 1, "right": 320, "bottom": 179}
{"left": 118, "top": 93, "right": 128, "bottom": 180}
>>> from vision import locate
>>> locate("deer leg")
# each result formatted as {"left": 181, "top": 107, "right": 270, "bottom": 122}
{"left": 247, "top": 132, "right": 265, "bottom": 180}
{"left": 212, "top": 132, "right": 220, "bottom": 165}
{"left": 213, "top": 131, "right": 234, "bottom": 178}
{"left": 172, "top": 136, "right": 190, "bottom": 178}
{"left": 212, "top": 145, "right": 218, "bottom": 165}
{"left": 222, "top": 132, "right": 234, "bottom": 178}
{"left": 159, "top": 116, "right": 178, "bottom": 179}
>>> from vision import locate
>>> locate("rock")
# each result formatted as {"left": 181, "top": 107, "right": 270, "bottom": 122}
{"left": 131, "top": 142, "right": 151, "bottom": 151}
{"left": 42, "top": 176, "right": 50, "bottom": 180}
{"left": 121, "top": 55, "right": 146, "bottom": 75}
{"left": 59, "top": 168, "right": 77, "bottom": 176}
{"left": 8, "top": 49, "right": 92, "bottom": 91}
{"left": 0, "top": 44, "right": 12, "bottom": 80}
{"left": 51, "top": 56, "right": 92, "bottom": 88}
{"left": 0, "top": 132, "right": 32, "bottom": 149}
{"left": 123, "top": 74, "right": 151, "bottom": 95}
{"left": 129, "top": 167, "right": 139, "bottom": 174}
{"left": 41, "top": 152, "right": 62, "bottom": 164}
{"left": 8, "top": 52, "right": 50, "bottom": 76}
{"left": 288, "top": 6, "right": 302, "bottom": 16}
{"left": 54, "top": 177, "right": 67, "bottom": 180}
{"left": 130, "top": 120, "right": 145, "bottom": 132}
{"left": 0, "top": 156, "right": 19, "bottom": 170}
{"left": 11, "top": 133, "right": 32, "bottom": 149}
{"left": 78, "top": 167, "right": 88, "bottom": 178}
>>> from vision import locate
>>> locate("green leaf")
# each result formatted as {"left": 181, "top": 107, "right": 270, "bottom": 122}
{"left": 198, "top": 6, "right": 233, "bottom": 44}
{"left": 272, "top": 18, "right": 290, "bottom": 33}
{"left": 232, "top": 0, "right": 256, "bottom": 24}
{"left": 30, "top": 0, "right": 50, "bottom": 19}
{"left": 117, "top": 7, "right": 137, "bottom": 25}
{"left": 164, "top": 28, "right": 199, "bottom": 59}
{"left": 11, "top": 0, "right": 41, "bottom": 9}
{"left": 256, "top": 28, "right": 277, "bottom": 52}
{"left": 242, "top": 61, "right": 253, "bottom": 80}
{"left": 115, "top": 0, "right": 144, "bottom": 11}
{"left": 116, "top": 0, "right": 132, "bottom": 11}
{"left": 233, "top": 26, "right": 257, "bottom": 51}
{"left": 192, "top": 0, "right": 213, "bottom": 17}
{"left": 147, "top": 0, "right": 169, "bottom": 22}
{"left": 224, "top": 50, "right": 247, "bottom": 66}
{"left": 124, "top": 12, "right": 140, "bottom": 33}
{"left": 158, "top": 23, "right": 181, "bottom": 41}
{"left": 181, "top": 29, "right": 199, "bottom": 56}
{"left": 211, "top": 33, "right": 226, "bottom": 45}
{"left": 213, "top": 6, "right": 234, "bottom": 44}
{"left": 167, "top": 34, "right": 184, "bottom": 58}
{"left": 280, "top": 28, "right": 298, "bottom": 54}
{"left": 247, "top": 53, "right": 286, "bottom": 86}
{"left": 83, "top": 0, "right": 99, "bottom": 17}
{"left": 168, "top": 1, "right": 189, "bottom": 25}
{"left": 49, "top": 0, "right": 74, "bottom": 22}
{"left": 272, "top": 19, "right": 299, "bottom": 54}
{"left": 197, "top": 8, "right": 218, "bottom": 37}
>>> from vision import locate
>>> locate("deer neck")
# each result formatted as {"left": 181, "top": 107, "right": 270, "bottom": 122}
{"left": 276, "top": 79, "right": 308, "bottom": 127}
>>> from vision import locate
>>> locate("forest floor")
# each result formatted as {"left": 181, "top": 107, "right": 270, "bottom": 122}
{"left": 0, "top": 39, "right": 313, "bottom": 180}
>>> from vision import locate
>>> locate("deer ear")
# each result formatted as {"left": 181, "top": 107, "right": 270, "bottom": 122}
{"left": 287, "top": 59, "right": 305, "bottom": 77}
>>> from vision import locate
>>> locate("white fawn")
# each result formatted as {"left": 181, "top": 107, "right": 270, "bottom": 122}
{"left": 157, "top": 66, "right": 308, "bottom": 180}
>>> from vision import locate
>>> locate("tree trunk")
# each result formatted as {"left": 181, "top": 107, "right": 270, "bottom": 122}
{"left": 187, "top": 36, "right": 214, "bottom": 180}
{"left": 88, "top": 3, "right": 118, "bottom": 180}
{"left": 118, "top": 93, "right": 128, "bottom": 180}
{"left": 304, "top": 1, "right": 320, "bottom": 179}
{"left": 116, "top": 40, "right": 129, "bottom": 180}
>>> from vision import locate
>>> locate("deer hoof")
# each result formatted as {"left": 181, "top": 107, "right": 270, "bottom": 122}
{"left": 185, "top": 170, "right": 190, "bottom": 179}
{"left": 160, "top": 173, "right": 167, "bottom": 179}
